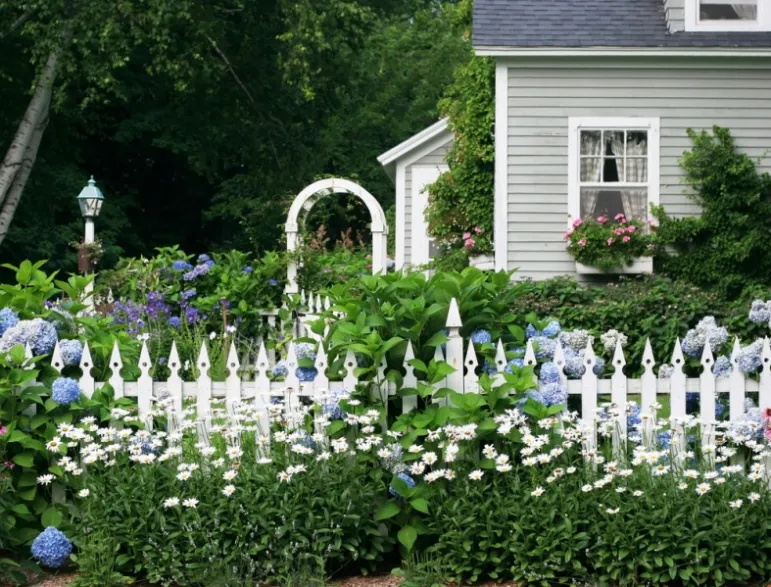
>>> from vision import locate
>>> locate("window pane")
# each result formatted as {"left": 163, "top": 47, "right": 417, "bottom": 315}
{"left": 626, "top": 131, "right": 648, "bottom": 155}
{"left": 606, "top": 131, "right": 625, "bottom": 156}
{"left": 580, "top": 188, "right": 648, "bottom": 220}
{"left": 580, "top": 157, "right": 603, "bottom": 182}
{"left": 626, "top": 158, "right": 648, "bottom": 182}
{"left": 580, "top": 130, "right": 602, "bottom": 155}
{"left": 700, "top": 0, "right": 757, "bottom": 21}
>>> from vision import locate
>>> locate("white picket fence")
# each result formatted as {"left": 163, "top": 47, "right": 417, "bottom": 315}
{"left": 52, "top": 298, "right": 771, "bottom": 454}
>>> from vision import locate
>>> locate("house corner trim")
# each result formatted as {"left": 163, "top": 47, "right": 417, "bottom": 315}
{"left": 494, "top": 61, "right": 508, "bottom": 272}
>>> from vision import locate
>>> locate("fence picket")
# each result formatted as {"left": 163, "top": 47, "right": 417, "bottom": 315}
{"left": 700, "top": 342, "right": 716, "bottom": 465}
{"left": 610, "top": 341, "right": 627, "bottom": 455}
{"left": 553, "top": 342, "right": 568, "bottom": 387}
{"left": 729, "top": 337, "right": 746, "bottom": 423}
{"left": 493, "top": 339, "right": 507, "bottom": 387}
{"left": 463, "top": 342, "right": 479, "bottom": 394}
{"left": 640, "top": 339, "right": 656, "bottom": 447}
{"left": 51, "top": 341, "right": 64, "bottom": 372}
{"left": 402, "top": 341, "right": 418, "bottom": 414}
{"left": 433, "top": 345, "right": 448, "bottom": 406}
{"left": 78, "top": 342, "right": 95, "bottom": 399}
{"left": 760, "top": 338, "right": 771, "bottom": 413}
{"left": 108, "top": 341, "right": 124, "bottom": 399}
{"left": 284, "top": 342, "right": 301, "bottom": 415}
{"left": 581, "top": 341, "right": 598, "bottom": 454}
{"left": 196, "top": 342, "right": 212, "bottom": 441}
{"left": 225, "top": 342, "right": 241, "bottom": 416}
{"left": 137, "top": 342, "right": 153, "bottom": 420}
{"left": 445, "top": 298, "right": 463, "bottom": 398}
{"left": 670, "top": 338, "right": 687, "bottom": 459}
{"left": 254, "top": 342, "right": 271, "bottom": 435}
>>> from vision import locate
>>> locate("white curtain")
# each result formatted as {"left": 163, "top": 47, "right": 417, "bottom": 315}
{"left": 732, "top": 3, "right": 757, "bottom": 19}
{"left": 580, "top": 134, "right": 603, "bottom": 216}
{"left": 611, "top": 134, "right": 648, "bottom": 220}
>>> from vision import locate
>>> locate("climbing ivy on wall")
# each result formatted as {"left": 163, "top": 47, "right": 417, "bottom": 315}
{"left": 653, "top": 126, "right": 771, "bottom": 298}
{"left": 425, "top": 0, "right": 494, "bottom": 256}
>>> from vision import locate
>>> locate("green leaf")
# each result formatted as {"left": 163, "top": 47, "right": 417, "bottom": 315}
{"left": 375, "top": 502, "right": 401, "bottom": 521}
{"left": 13, "top": 453, "right": 35, "bottom": 468}
{"left": 409, "top": 498, "right": 429, "bottom": 514}
{"left": 398, "top": 525, "right": 418, "bottom": 551}
{"left": 41, "top": 508, "right": 63, "bottom": 528}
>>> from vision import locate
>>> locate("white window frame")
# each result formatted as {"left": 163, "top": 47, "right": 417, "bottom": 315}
{"left": 567, "top": 116, "right": 660, "bottom": 228}
{"left": 684, "top": 0, "right": 770, "bottom": 32}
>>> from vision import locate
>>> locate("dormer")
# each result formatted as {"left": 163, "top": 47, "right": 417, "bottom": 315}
{"left": 683, "top": 0, "right": 771, "bottom": 32}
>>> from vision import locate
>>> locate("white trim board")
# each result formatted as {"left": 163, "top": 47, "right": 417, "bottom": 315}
{"left": 476, "top": 47, "right": 771, "bottom": 57}
{"left": 684, "top": 0, "right": 771, "bottom": 32}
{"left": 395, "top": 163, "right": 407, "bottom": 270}
{"left": 411, "top": 165, "right": 449, "bottom": 269}
{"left": 378, "top": 119, "right": 452, "bottom": 180}
{"left": 494, "top": 61, "right": 509, "bottom": 272}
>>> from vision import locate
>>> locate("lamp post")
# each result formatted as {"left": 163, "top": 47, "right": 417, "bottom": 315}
{"left": 76, "top": 176, "right": 104, "bottom": 310}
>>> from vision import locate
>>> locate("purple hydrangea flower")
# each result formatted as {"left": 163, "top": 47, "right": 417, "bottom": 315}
{"left": 51, "top": 377, "right": 80, "bottom": 405}
{"left": 169, "top": 316, "right": 181, "bottom": 329}
{"left": 181, "top": 289, "right": 196, "bottom": 300}
{"left": 184, "top": 307, "right": 200, "bottom": 324}
{"left": 31, "top": 527, "right": 72, "bottom": 568}
{"left": 59, "top": 339, "right": 83, "bottom": 367}
{"left": 171, "top": 260, "right": 193, "bottom": 272}
{"left": 0, "top": 308, "right": 19, "bottom": 336}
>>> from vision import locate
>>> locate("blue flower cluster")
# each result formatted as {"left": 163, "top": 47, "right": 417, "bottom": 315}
{"left": 539, "top": 362, "right": 562, "bottom": 384}
{"left": 528, "top": 382, "right": 567, "bottom": 407}
{"left": 481, "top": 359, "right": 498, "bottom": 375}
{"left": 0, "top": 308, "right": 19, "bottom": 336}
{"left": 51, "top": 377, "right": 80, "bottom": 405}
{"left": 563, "top": 347, "right": 605, "bottom": 378}
{"left": 713, "top": 355, "right": 732, "bottom": 377}
{"left": 681, "top": 316, "right": 728, "bottom": 358}
{"left": 737, "top": 340, "right": 763, "bottom": 374}
{"left": 59, "top": 339, "right": 83, "bottom": 367}
{"left": 297, "top": 367, "right": 318, "bottom": 382}
{"left": 242, "top": 266, "right": 253, "bottom": 274}
{"left": 272, "top": 360, "right": 289, "bottom": 378}
{"left": 389, "top": 472, "right": 415, "bottom": 499}
{"left": 171, "top": 260, "right": 193, "bottom": 272}
{"left": 504, "top": 357, "right": 524, "bottom": 373}
{"left": 183, "top": 256, "right": 214, "bottom": 281}
{"left": 531, "top": 336, "right": 556, "bottom": 360}
{"left": 31, "top": 527, "right": 72, "bottom": 568}
{"left": 322, "top": 389, "right": 350, "bottom": 420}
{"left": 685, "top": 392, "right": 725, "bottom": 418}
{"left": 470, "top": 329, "right": 492, "bottom": 345}
{"left": 558, "top": 329, "right": 593, "bottom": 353}
{"left": 0, "top": 318, "right": 58, "bottom": 356}
{"left": 749, "top": 299, "right": 771, "bottom": 325}
{"left": 525, "top": 320, "right": 561, "bottom": 340}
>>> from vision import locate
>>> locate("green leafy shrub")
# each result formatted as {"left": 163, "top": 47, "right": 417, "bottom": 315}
{"left": 565, "top": 215, "right": 656, "bottom": 272}
{"left": 653, "top": 126, "right": 771, "bottom": 298}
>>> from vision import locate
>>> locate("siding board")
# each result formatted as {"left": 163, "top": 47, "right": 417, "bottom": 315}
{"left": 507, "top": 64, "right": 771, "bottom": 281}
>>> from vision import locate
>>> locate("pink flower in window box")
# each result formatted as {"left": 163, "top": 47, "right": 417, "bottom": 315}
{"left": 596, "top": 216, "right": 608, "bottom": 224}
{"left": 607, "top": 238, "right": 614, "bottom": 245}
{"left": 614, "top": 213, "right": 626, "bottom": 222}
{"left": 473, "top": 226, "right": 483, "bottom": 234}
{"left": 578, "top": 239, "right": 587, "bottom": 247}
{"left": 464, "top": 238, "right": 475, "bottom": 248}
{"left": 627, "top": 225, "right": 637, "bottom": 233}
{"left": 572, "top": 218, "right": 583, "bottom": 228}
{"left": 622, "top": 236, "right": 631, "bottom": 243}
{"left": 462, "top": 232, "right": 471, "bottom": 240}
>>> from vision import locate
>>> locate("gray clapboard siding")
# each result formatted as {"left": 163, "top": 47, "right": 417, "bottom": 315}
{"left": 404, "top": 139, "right": 452, "bottom": 265}
{"left": 507, "top": 64, "right": 771, "bottom": 281}
{"left": 664, "top": 0, "right": 686, "bottom": 32}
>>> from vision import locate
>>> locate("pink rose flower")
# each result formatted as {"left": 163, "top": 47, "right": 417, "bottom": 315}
{"left": 462, "top": 232, "right": 471, "bottom": 240}
{"left": 578, "top": 239, "right": 587, "bottom": 247}
{"left": 597, "top": 216, "right": 608, "bottom": 224}
{"left": 564, "top": 230, "right": 573, "bottom": 240}
{"left": 607, "top": 238, "right": 614, "bottom": 245}
{"left": 614, "top": 228, "right": 624, "bottom": 236}
{"left": 464, "top": 238, "right": 475, "bottom": 248}
{"left": 627, "top": 225, "right": 636, "bottom": 233}
{"left": 622, "top": 236, "right": 631, "bottom": 243}
{"left": 572, "top": 218, "right": 583, "bottom": 228}
{"left": 614, "top": 213, "right": 626, "bottom": 221}
{"left": 473, "top": 226, "right": 483, "bottom": 234}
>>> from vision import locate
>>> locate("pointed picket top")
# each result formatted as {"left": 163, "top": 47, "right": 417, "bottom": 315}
{"left": 196, "top": 341, "right": 210, "bottom": 375}
{"left": 464, "top": 340, "right": 478, "bottom": 369}
{"left": 612, "top": 340, "right": 626, "bottom": 369}
{"left": 404, "top": 339, "right": 416, "bottom": 363}
{"left": 323, "top": 324, "right": 331, "bottom": 340}
{"left": 109, "top": 340, "right": 123, "bottom": 373}
{"left": 285, "top": 341, "right": 298, "bottom": 371}
{"left": 445, "top": 298, "right": 462, "bottom": 329}
{"left": 762, "top": 337, "right": 771, "bottom": 373}
{"left": 168, "top": 341, "right": 182, "bottom": 376}
{"left": 300, "top": 290, "right": 307, "bottom": 305}
{"left": 24, "top": 343, "right": 32, "bottom": 359}
{"left": 583, "top": 340, "right": 596, "bottom": 370}
{"left": 314, "top": 343, "right": 328, "bottom": 371}
{"left": 255, "top": 341, "right": 270, "bottom": 375}
{"left": 700, "top": 337, "right": 714, "bottom": 371}
{"left": 51, "top": 340, "right": 64, "bottom": 372}
{"left": 226, "top": 342, "right": 240, "bottom": 379}
{"left": 107, "top": 288, "right": 114, "bottom": 304}
{"left": 495, "top": 339, "right": 507, "bottom": 373}
{"left": 553, "top": 341, "right": 565, "bottom": 370}
{"left": 343, "top": 348, "right": 358, "bottom": 390}
{"left": 670, "top": 338, "right": 685, "bottom": 374}
{"left": 524, "top": 339, "right": 536, "bottom": 367}
{"left": 80, "top": 341, "right": 94, "bottom": 375}
{"left": 730, "top": 336, "right": 742, "bottom": 366}
{"left": 324, "top": 296, "right": 331, "bottom": 311}
{"left": 316, "top": 294, "right": 323, "bottom": 314}
{"left": 642, "top": 338, "right": 656, "bottom": 374}
{"left": 433, "top": 343, "right": 445, "bottom": 363}
{"left": 138, "top": 341, "right": 152, "bottom": 375}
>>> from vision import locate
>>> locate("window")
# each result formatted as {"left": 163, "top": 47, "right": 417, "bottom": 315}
{"left": 685, "top": 0, "right": 770, "bottom": 30}
{"left": 568, "top": 117, "right": 659, "bottom": 226}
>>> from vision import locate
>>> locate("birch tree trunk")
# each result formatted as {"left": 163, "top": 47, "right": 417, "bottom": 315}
{"left": 0, "top": 100, "right": 50, "bottom": 244}
{"left": 0, "top": 47, "right": 62, "bottom": 214}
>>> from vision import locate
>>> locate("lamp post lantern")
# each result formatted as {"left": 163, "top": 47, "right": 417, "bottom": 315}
{"left": 76, "top": 176, "right": 104, "bottom": 309}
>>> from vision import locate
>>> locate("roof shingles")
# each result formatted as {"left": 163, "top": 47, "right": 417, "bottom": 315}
{"left": 473, "top": 0, "right": 771, "bottom": 48}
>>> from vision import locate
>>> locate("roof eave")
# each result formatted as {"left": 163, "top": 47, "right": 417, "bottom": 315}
{"left": 377, "top": 119, "right": 451, "bottom": 178}
{"left": 474, "top": 46, "right": 771, "bottom": 57}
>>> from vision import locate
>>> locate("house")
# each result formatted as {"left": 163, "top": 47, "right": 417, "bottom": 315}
{"left": 380, "top": 0, "right": 771, "bottom": 280}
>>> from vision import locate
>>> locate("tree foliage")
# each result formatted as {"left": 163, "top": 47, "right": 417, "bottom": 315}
{"left": 652, "top": 126, "right": 771, "bottom": 298}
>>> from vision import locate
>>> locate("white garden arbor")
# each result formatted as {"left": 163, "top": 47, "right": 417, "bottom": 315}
{"left": 285, "top": 178, "right": 388, "bottom": 294}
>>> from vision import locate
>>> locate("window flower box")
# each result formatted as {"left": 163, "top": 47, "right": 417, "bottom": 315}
{"left": 469, "top": 254, "right": 495, "bottom": 270}
{"left": 575, "top": 257, "right": 653, "bottom": 275}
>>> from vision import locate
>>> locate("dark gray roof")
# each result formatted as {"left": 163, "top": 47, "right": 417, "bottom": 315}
{"left": 473, "top": 0, "right": 771, "bottom": 49}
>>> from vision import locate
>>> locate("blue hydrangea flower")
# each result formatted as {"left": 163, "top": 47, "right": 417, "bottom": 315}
{"left": 389, "top": 472, "right": 416, "bottom": 499}
{"left": 470, "top": 329, "right": 492, "bottom": 345}
{"left": 737, "top": 340, "right": 763, "bottom": 374}
{"left": 658, "top": 364, "right": 674, "bottom": 379}
{"left": 0, "top": 308, "right": 19, "bottom": 336}
{"left": 59, "top": 339, "right": 82, "bottom": 367}
{"left": 242, "top": 266, "right": 253, "bottom": 274}
{"left": 713, "top": 355, "right": 732, "bottom": 377}
{"left": 181, "top": 289, "right": 196, "bottom": 300}
{"left": 562, "top": 347, "right": 603, "bottom": 378}
{"left": 296, "top": 367, "right": 318, "bottom": 382}
{"left": 197, "top": 254, "right": 212, "bottom": 264}
{"left": 31, "top": 527, "right": 72, "bottom": 568}
{"left": 295, "top": 343, "right": 317, "bottom": 360}
{"left": 539, "top": 362, "right": 562, "bottom": 384}
{"left": 272, "top": 360, "right": 288, "bottom": 379}
{"left": 0, "top": 318, "right": 58, "bottom": 355}
{"left": 169, "top": 316, "right": 181, "bottom": 329}
{"left": 269, "top": 279, "right": 278, "bottom": 286}
{"left": 504, "top": 357, "right": 524, "bottom": 373}
{"left": 171, "top": 260, "right": 193, "bottom": 272}
{"left": 51, "top": 378, "right": 80, "bottom": 405}
{"left": 627, "top": 403, "right": 641, "bottom": 429}
{"left": 681, "top": 317, "right": 728, "bottom": 358}
{"left": 481, "top": 359, "right": 497, "bottom": 375}
{"left": 322, "top": 389, "right": 349, "bottom": 420}
{"left": 749, "top": 300, "right": 771, "bottom": 325}
{"left": 559, "top": 329, "right": 593, "bottom": 353}
{"left": 525, "top": 324, "right": 539, "bottom": 340}
{"left": 593, "top": 357, "right": 605, "bottom": 376}
{"left": 528, "top": 382, "right": 567, "bottom": 407}
{"left": 531, "top": 336, "right": 556, "bottom": 360}
{"left": 657, "top": 431, "right": 672, "bottom": 450}
{"left": 542, "top": 320, "right": 561, "bottom": 338}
